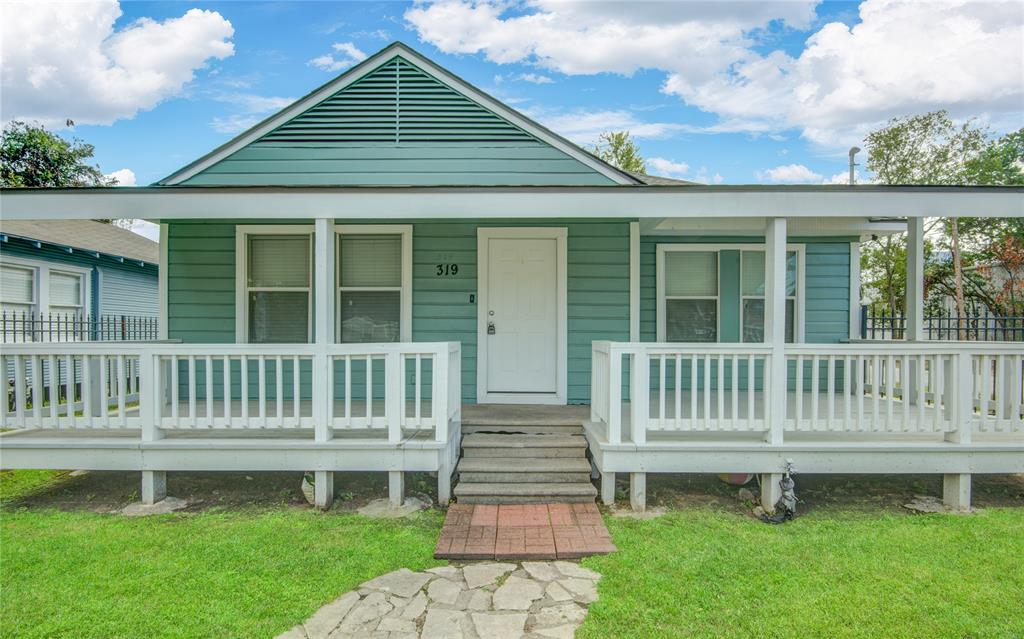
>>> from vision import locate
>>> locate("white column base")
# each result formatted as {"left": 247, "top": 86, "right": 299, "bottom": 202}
{"left": 141, "top": 470, "right": 166, "bottom": 505}
{"left": 314, "top": 471, "right": 334, "bottom": 510}
{"left": 760, "top": 473, "right": 783, "bottom": 514}
{"left": 629, "top": 472, "right": 646, "bottom": 512}
{"left": 389, "top": 471, "right": 405, "bottom": 507}
{"left": 943, "top": 473, "right": 971, "bottom": 512}
{"left": 601, "top": 472, "right": 616, "bottom": 506}
{"left": 437, "top": 466, "right": 451, "bottom": 506}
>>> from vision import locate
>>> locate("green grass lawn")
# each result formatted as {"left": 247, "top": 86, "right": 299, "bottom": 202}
{"left": 2, "top": 470, "right": 1023, "bottom": 638}
{"left": 580, "top": 508, "right": 1024, "bottom": 639}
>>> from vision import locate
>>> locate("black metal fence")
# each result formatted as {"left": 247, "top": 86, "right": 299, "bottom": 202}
{"left": 861, "top": 307, "right": 1024, "bottom": 341}
{"left": 1, "top": 312, "right": 159, "bottom": 342}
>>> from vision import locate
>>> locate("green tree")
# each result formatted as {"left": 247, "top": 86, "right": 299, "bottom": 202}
{"left": 589, "top": 131, "right": 646, "bottom": 174}
{"left": 0, "top": 121, "right": 115, "bottom": 187}
{"left": 860, "top": 112, "right": 1022, "bottom": 320}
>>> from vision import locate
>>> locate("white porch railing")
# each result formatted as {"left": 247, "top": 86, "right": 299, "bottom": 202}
{"left": 3, "top": 342, "right": 462, "bottom": 443}
{"left": 591, "top": 341, "right": 1024, "bottom": 442}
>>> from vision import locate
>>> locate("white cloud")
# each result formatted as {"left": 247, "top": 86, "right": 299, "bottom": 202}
{"left": 105, "top": 168, "right": 136, "bottom": 186}
{"left": 516, "top": 73, "right": 553, "bottom": 84}
{"left": 647, "top": 157, "right": 690, "bottom": 178}
{"left": 525, "top": 107, "right": 688, "bottom": 145}
{"left": 309, "top": 41, "right": 368, "bottom": 72}
{"left": 695, "top": 167, "right": 724, "bottom": 185}
{"left": 208, "top": 92, "right": 293, "bottom": 134}
{"left": 756, "top": 164, "right": 824, "bottom": 183}
{"left": 1, "top": 1, "right": 234, "bottom": 128}
{"left": 405, "top": 0, "right": 1024, "bottom": 147}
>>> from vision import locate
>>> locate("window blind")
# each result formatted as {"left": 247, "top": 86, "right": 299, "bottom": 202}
{"left": 248, "top": 236, "right": 310, "bottom": 288}
{"left": 50, "top": 272, "right": 82, "bottom": 307}
{"left": 0, "top": 265, "right": 34, "bottom": 304}
{"left": 665, "top": 251, "right": 717, "bottom": 296}
{"left": 339, "top": 235, "right": 402, "bottom": 287}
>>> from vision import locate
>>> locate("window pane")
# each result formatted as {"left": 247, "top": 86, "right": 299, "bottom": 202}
{"left": 248, "top": 236, "right": 310, "bottom": 288}
{"left": 248, "top": 292, "right": 309, "bottom": 343}
{"left": 741, "top": 251, "right": 797, "bottom": 296}
{"left": 742, "top": 298, "right": 795, "bottom": 343}
{"left": 741, "top": 251, "right": 765, "bottom": 296}
{"left": 666, "top": 298, "right": 717, "bottom": 342}
{"left": 340, "top": 235, "right": 402, "bottom": 287}
{"left": 664, "top": 251, "right": 717, "bottom": 296}
{"left": 340, "top": 291, "right": 400, "bottom": 343}
{"left": 0, "top": 265, "right": 34, "bottom": 303}
{"left": 50, "top": 272, "right": 81, "bottom": 307}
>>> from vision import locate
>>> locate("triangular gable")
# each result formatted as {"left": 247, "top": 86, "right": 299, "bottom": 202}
{"left": 160, "top": 43, "right": 637, "bottom": 186}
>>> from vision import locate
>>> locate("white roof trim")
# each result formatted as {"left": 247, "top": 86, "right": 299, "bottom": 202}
{"left": 159, "top": 43, "right": 636, "bottom": 186}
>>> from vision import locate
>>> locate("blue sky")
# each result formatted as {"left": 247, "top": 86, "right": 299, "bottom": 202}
{"left": 3, "top": 1, "right": 1022, "bottom": 190}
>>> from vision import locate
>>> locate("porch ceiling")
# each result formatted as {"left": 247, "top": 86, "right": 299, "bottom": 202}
{"left": 1, "top": 185, "right": 1021, "bottom": 221}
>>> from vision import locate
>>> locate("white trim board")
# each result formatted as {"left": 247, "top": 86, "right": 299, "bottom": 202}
{"left": 158, "top": 43, "right": 635, "bottom": 187}
{"left": 7, "top": 188, "right": 1020, "bottom": 221}
{"left": 476, "top": 227, "right": 568, "bottom": 405}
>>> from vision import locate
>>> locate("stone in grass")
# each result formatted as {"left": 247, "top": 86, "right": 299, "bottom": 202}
{"left": 903, "top": 495, "right": 949, "bottom": 514}
{"left": 425, "top": 566, "right": 463, "bottom": 581}
{"left": 553, "top": 561, "right": 601, "bottom": 581}
{"left": 609, "top": 504, "right": 667, "bottom": 520}
{"left": 521, "top": 561, "right": 561, "bottom": 582}
{"left": 400, "top": 592, "right": 428, "bottom": 620}
{"left": 492, "top": 576, "right": 544, "bottom": 610}
{"left": 533, "top": 624, "right": 579, "bottom": 639}
{"left": 738, "top": 487, "right": 757, "bottom": 502}
{"left": 357, "top": 496, "right": 430, "bottom": 519}
{"left": 466, "top": 589, "right": 492, "bottom": 611}
{"left": 335, "top": 592, "right": 393, "bottom": 634}
{"left": 463, "top": 562, "right": 516, "bottom": 589}
{"left": 360, "top": 569, "right": 433, "bottom": 598}
{"left": 533, "top": 602, "right": 588, "bottom": 628}
{"left": 427, "top": 577, "right": 463, "bottom": 605}
{"left": 121, "top": 496, "right": 189, "bottom": 517}
{"left": 377, "top": 617, "right": 417, "bottom": 634}
{"left": 545, "top": 581, "right": 573, "bottom": 602}
{"left": 471, "top": 612, "right": 528, "bottom": 639}
{"left": 299, "top": 591, "right": 359, "bottom": 639}
{"left": 420, "top": 608, "right": 466, "bottom": 639}
{"left": 557, "top": 578, "right": 598, "bottom": 604}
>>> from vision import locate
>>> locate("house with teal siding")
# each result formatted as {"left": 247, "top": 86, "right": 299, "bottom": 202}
{"left": 1, "top": 43, "right": 1021, "bottom": 514}
{"left": 0, "top": 219, "right": 158, "bottom": 341}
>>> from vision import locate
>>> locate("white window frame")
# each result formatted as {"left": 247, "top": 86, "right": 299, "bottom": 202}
{"left": 334, "top": 224, "right": 413, "bottom": 343}
{"left": 740, "top": 247, "right": 805, "bottom": 344}
{"left": 656, "top": 246, "right": 721, "bottom": 343}
{"left": 0, "top": 255, "right": 90, "bottom": 317}
{"left": 656, "top": 243, "right": 805, "bottom": 343}
{"left": 235, "top": 225, "right": 314, "bottom": 344}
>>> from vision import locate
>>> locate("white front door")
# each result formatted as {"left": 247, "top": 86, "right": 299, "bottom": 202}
{"left": 479, "top": 228, "right": 566, "bottom": 403}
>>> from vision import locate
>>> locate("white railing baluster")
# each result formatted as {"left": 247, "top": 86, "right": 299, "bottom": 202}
{"left": 171, "top": 355, "right": 179, "bottom": 422}
{"left": 703, "top": 354, "right": 711, "bottom": 430}
{"left": 345, "top": 355, "right": 352, "bottom": 425}
{"left": 994, "top": 355, "right": 1005, "bottom": 431}
{"left": 47, "top": 355, "right": 58, "bottom": 422}
{"left": 794, "top": 354, "right": 803, "bottom": 431}
{"left": 365, "top": 354, "right": 373, "bottom": 425}
{"left": 826, "top": 355, "right": 835, "bottom": 431}
{"left": 117, "top": 355, "right": 127, "bottom": 427}
{"left": 240, "top": 355, "right": 248, "bottom": 423}
{"left": 843, "top": 356, "right": 851, "bottom": 431}
{"left": 900, "top": 355, "right": 910, "bottom": 431}
{"left": 716, "top": 354, "right": 724, "bottom": 430}
{"left": 747, "top": 354, "right": 754, "bottom": 431}
{"left": 187, "top": 356, "right": 197, "bottom": 428}
{"left": 292, "top": 356, "right": 300, "bottom": 425}
{"left": 100, "top": 354, "right": 111, "bottom": 429}
{"left": 674, "top": 354, "right": 682, "bottom": 429}
{"left": 730, "top": 355, "right": 738, "bottom": 430}
{"left": 658, "top": 354, "right": 666, "bottom": 428}
{"left": 224, "top": 356, "right": 232, "bottom": 426}
{"left": 258, "top": 356, "right": 266, "bottom": 428}
{"left": 916, "top": 356, "right": 926, "bottom": 432}
{"left": 810, "top": 356, "right": 819, "bottom": 431}
{"left": 932, "top": 355, "right": 942, "bottom": 431}
{"left": 415, "top": 354, "right": 422, "bottom": 426}
{"left": 14, "top": 356, "right": 26, "bottom": 429}
{"left": 275, "top": 355, "right": 284, "bottom": 427}
{"left": 205, "top": 355, "right": 214, "bottom": 427}
{"left": 690, "top": 356, "right": 697, "bottom": 429}
{"left": 885, "top": 355, "right": 895, "bottom": 431}
{"left": 30, "top": 356, "right": 42, "bottom": 425}
{"left": 978, "top": 355, "right": 989, "bottom": 432}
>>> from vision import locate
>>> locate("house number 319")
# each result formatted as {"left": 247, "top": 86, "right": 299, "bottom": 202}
{"left": 436, "top": 264, "right": 459, "bottom": 276}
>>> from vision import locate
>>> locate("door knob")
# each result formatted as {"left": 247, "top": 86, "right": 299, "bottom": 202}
{"left": 487, "top": 321, "right": 496, "bottom": 335}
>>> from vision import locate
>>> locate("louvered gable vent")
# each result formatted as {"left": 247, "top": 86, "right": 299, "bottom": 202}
{"left": 258, "top": 58, "right": 536, "bottom": 144}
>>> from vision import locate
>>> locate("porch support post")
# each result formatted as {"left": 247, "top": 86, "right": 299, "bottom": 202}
{"left": 313, "top": 217, "right": 335, "bottom": 443}
{"left": 906, "top": 217, "right": 925, "bottom": 342}
{"left": 943, "top": 473, "right": 971, "bottom": 511}
{"left": 601, "top": 472, "right": 616, "bottom": 506}
{"left": 629, "top": 221, "right": 640, "bottom": 342}
{"left": 437, "top": 463, "right": 452, "bottom": 505}
{"left": 760, "top": 473, "right": 783, "bottom": 514}
{"left": 141, "top": 470, "right": 166, "bottom": 505}
{"left": 314, "top": 470, "right": 334, "bottom": 510}
{"left": 389, "top": 471, "right": 405, "bottom": 507}
{"left": 764, "top": 217, "right": 788, "bottom": 445}
{"left": 629, "top": 472, "right": 646, "bottom": 512}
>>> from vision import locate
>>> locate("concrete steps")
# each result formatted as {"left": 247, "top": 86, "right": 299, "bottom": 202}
{"left": 454, "top": 428, "right": 596, "bottom": 504}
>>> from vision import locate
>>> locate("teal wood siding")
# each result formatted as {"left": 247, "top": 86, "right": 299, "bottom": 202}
{"left": 166, "top": 219, "right": 630, "bottom": 404}
{"left": 177, "top": 56, "right": 615, "bottom": 187}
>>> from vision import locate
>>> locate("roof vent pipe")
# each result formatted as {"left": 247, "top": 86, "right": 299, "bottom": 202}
{"left": 848, "top": 146, "right": 861, "bottom": 185}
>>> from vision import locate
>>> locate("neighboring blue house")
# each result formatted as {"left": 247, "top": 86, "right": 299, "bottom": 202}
{"left": 0, "top": 220, "right": 159, "bottom": 340}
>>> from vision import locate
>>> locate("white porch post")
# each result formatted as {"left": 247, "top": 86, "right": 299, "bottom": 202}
{"left": 313, "top": 218, "right": 336, "bottom": 509}
{"left": 906, "top": 217, "right": 925, "bottom": 342}
{"left": 141, "top": 470, "right": 166, "bottom": 505}
{"left": 765, "top": 217, "right": 788, "bottom": 446}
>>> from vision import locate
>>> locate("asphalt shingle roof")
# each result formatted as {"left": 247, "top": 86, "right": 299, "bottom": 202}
{"left": 0, "top": 219, "right": 158, "bottom": 264}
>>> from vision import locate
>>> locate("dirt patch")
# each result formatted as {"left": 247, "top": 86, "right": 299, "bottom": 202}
{"left": 3, "top": 470, "right": 441, "bottom": 513}
{"left": 607, "top": 473, "right": 1024, "bottom": 516}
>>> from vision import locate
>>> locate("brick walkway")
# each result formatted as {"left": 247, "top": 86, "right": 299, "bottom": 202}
{"left": 434, "top": 503, "right": 616, "bottom": 560}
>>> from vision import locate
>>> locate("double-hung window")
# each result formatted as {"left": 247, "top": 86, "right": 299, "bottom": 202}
{"left": 336, "top": 226, "right": 411, "bottom": 343}
{"left": 0, "top": 264, "right": 36, "bottom": 316}
{"left": 49, "top": 270, "right": 85, "bottom": 317}
{"left": 660, "top": 250, "right": 719, "bottom": 342}
{"left": 239, "top": 228, "right": 313, "bottom": 343}
{"left": 740, "top": 250, "right": 799, "bottom": 343}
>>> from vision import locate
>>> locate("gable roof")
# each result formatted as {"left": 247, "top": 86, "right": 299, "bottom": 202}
{"left": 0, "top": 220, "right": 158, "bottom": 264}
{"left": 159, "top": 42, "right": 638, "bottom": 186}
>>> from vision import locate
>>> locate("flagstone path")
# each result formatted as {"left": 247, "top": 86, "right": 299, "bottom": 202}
{"left": 275, "top": 560, "right": 601, "bottom": 639}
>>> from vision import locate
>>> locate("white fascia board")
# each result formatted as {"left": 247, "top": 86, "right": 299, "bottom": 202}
{"left": 159, "top": 43, "right": 634, "bottom": 186}
{"left": 647, "top": 216, "right": 907, "bottom": 236}
{"left": 2, "top": 187, "right": 1021, "bottom": 221}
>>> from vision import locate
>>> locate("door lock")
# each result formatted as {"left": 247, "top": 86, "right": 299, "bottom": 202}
{"left": 487, "top": 321, "right": 496, "bottom": 335}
